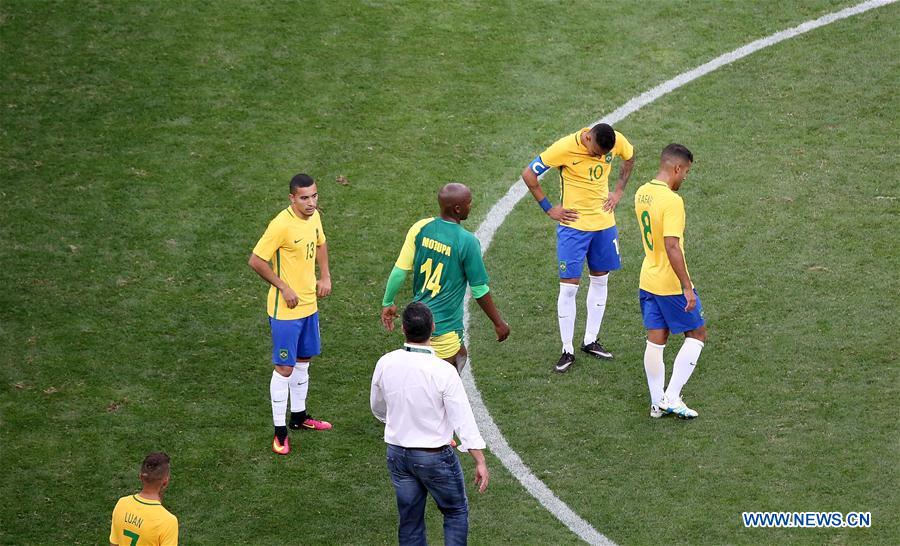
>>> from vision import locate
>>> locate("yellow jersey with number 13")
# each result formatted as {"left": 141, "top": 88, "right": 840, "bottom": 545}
{"left": 538, "top": 128, "right": 634, "bottom": 232}
{"left": 252, "top": 208, "right": 327, "bottom": 320}
{"left": 634, "top": 180, "right": 691, "bottom": 296}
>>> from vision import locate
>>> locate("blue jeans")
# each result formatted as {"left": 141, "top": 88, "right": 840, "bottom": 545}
{"left": 386, "top": 444, "right": 469, "bottom": 545}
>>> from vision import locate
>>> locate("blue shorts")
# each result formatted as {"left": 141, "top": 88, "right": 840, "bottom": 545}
{"left": 557, "top": 225, "right": 621, "bottom": 278}
{"left": 269, "top": 312, "right": 321, "bottom": 365}
{"left": 639, "top": 289, "right": 705, "bottom": 334}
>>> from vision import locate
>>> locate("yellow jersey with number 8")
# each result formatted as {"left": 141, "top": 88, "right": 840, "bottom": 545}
{"left": 634, "top": 180, "right": 690, "bottom": 295}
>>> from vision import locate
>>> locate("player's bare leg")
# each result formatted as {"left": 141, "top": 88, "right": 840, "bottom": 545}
{"left": 684, "top": 325, "right": 707, "bottom": 343}
{"left": 444, "top": 344, "right": 468, "bottom": 374}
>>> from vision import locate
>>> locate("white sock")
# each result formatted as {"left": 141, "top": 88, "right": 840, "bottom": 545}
{"left": 557, "top": 283, "right": 579, "bottom": 354}
{"left": 289, "top": 362, "right": 310, "bottom": 413}
{"left": 270, "top": 371, "right": 290, "bottom": 427}
{"left": 665, "top": 338, "right": 704, "bottom": 401}
{"left": 644, "top": 341, "right": 666, "bottom": 406}
{"left": 583, "top": 274, "right": 609, "bottom": 345}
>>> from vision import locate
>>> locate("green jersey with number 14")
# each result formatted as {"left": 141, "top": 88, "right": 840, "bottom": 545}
{"left": 394, "top": 217, "right": 489, "bottom": 336}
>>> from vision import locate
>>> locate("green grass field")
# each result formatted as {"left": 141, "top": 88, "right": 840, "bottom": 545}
{"left": 2, "top": 1, "right": 898, "bottom": 544}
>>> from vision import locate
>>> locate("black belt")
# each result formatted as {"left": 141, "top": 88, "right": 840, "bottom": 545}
{"left": 401, "top": 445, "right": 448, "bottom": 453}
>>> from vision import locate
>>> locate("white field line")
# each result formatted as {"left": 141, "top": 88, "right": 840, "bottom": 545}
{"left": 460, "top": 1, "right": 896, "bottom": 544}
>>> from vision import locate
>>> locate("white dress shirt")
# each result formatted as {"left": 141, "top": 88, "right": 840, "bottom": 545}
{"left": 371, "top": 343, "right": 486, "bottom": 450}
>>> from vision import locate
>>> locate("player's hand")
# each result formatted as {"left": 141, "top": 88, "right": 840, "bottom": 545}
{"left": 316, "top": 277, "right": 332, "bottom": 298}
{"left": 683, "top": 287, "right": 696, "bottom": 312}
{"left": 547, "top": 205, "right": 579, "bottom": 224}
{"left": 473, "top": 461, "right": 490, "bottom": 493}
{"left": 603, "top": 188, "right": 624, "bottom": 212}
{"left": 381, "top": 305, "right": 398, "bottom": 331}
{"left": 282, "top": 286, "right": 299, "bottom": 309}
{"left": 494, "top": 320, "right": 510, "bottom": 342}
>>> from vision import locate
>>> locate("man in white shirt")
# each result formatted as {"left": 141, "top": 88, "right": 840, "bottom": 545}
{"left": 371, "top": 302, "right": 489, "bottom": 545}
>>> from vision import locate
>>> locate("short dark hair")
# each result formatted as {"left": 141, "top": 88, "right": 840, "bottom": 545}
{"left": 661, "top": 143, "right": 693, "bottom": 163}
{"left": 140, "top": 452, "right": 170, "bottom": 485}
{"left": 290, "top": 173, "right": 315, "bottom": 194}
{"left": 402, "top": 302, "right": 433, "bottom": 343}
{"left": 590, "top": 123, "right": 616, "bottom": 152}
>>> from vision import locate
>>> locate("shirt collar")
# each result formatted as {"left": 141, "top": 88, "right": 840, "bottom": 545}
{"left": 133, "top": 494, "right": 161, "bottom": 505}
{"left": 403, "top": 343, "right": 435, "bottom": 355}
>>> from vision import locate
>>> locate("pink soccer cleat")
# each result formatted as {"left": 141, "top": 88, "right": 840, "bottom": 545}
{"left": 300, "top": 417, "right": 332, "bottom": 430}
{"left": 272, "top": 435, "right": 291, "bottom": 455}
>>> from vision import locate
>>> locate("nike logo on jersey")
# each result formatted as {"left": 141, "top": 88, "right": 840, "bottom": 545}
{"left": 572, "top": 160, "right": 583, "bottom": 165}
{"left": 294, "top": 238, "right": 303, "bottom": 244}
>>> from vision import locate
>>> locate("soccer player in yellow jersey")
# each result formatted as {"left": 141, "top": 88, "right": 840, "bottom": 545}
{"left": 110, "top": 452, "right": 178, "bottom": 546}
{"left": 634, "top": 144, "right": 707, "bottom": 419}
{"left": 249, "top": 173, "right": 333, "bottom": 455}
{"left": 522, "top": 123, "right": 635, "bottom": 373}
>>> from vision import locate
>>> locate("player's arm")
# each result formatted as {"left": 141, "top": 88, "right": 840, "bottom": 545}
{"left": 381, "top": 222, "right": 423, "bottom": 330}
{"left": 380, "top": 266, "right": 409, "bottom": 331}
{"left": 664, "top": 236, "right": 696, "bottom": 312}
{"left": 250, "top": 223, "right": 299, "bottom": 308}
{"left": 465, "top": 239, "right": 509, "bottom": 341}
{"left": 603, "top": 153, "right": 635, "bottom": 212}
{"left": 315, "top": 242, "right": 332, "bottom": 297}
{"left": 521, "top": 157, "right": 578, "bottom": 223}
{"left": 472, "top": 286, "right": 509, "bottom": 342}
{"left": 248, "top": 253, "right": 299, "bottom": 309}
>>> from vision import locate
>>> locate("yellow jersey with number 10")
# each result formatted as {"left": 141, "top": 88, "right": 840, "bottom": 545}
{"left": 538, "top": 128, "right": 634, "bottom": 232}
{"left": 634, "top": 180, "right": 690, "bottom": 296}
